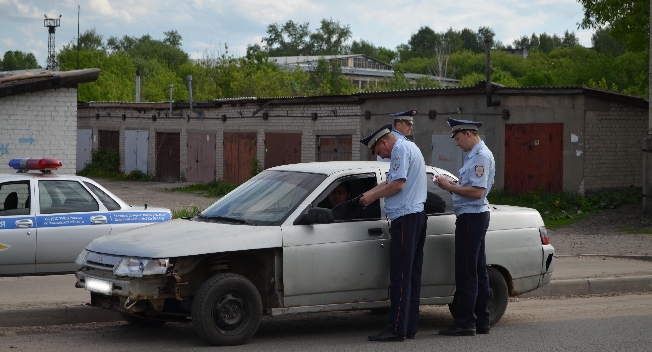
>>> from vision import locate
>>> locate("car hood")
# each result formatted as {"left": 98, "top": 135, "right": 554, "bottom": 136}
{"left": 85, "top": 219, "right": 281, "bottom": 258}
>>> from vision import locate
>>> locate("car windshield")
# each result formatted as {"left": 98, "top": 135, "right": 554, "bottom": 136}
{"left": 200, "top": 170, "right": 326, "bottom": 226}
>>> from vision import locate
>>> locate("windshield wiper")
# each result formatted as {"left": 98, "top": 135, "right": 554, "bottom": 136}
{"left": 199, "top": 214, "right": 253, "bottom": 225}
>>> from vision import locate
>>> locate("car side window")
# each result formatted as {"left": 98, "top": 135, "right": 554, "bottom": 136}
{"left": 0, "top": 181, "right": 30, "bottom": 216}
{"left": 426, "top": 173, "right": 454, "bottom": 215}
{"left": 314, "top": 173, "right": 380, "bottom": 222}
{"left": 39, "top": 180, "right": 99, "bottom": 214}
{"left": 84, "top": 182, "right": 121, "bottom": 211}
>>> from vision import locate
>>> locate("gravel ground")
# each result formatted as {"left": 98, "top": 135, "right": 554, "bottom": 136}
{"left": 93, "top": 179, "right": 652, "bottom": 256}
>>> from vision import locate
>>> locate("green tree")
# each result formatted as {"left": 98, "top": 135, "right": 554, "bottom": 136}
{"left": 578, "top": 0, "right": 650, "bottom": 51}
{"left": 76, "top": 28, "right": 105, "bottom": 51}
{"left": 262, "top": 20, "right": 312, "bottom": 56}
{"left": 106, "top": 32, "right": 189, "bottom": 70}
{"left": 309, "top": 18, "right": 352, "bottom": 55}
{"left": 0, "top": 51, "right": 40, "bottom": 70}
{"left": 406, "top": 26, "right": 442, "bottom": 60}
{"left": 591, "top": 27, "right": 627, "bottom": 55}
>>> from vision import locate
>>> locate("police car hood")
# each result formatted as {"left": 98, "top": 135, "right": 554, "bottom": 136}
{"left": 85, "top": 218, "right": 281, "bottom": 258}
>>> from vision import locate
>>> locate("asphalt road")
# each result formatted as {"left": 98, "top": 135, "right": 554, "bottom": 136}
{"left": 1, "top": 293, "right": 650, "bottom": 351}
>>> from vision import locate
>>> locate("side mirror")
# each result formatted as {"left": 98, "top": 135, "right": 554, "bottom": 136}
{"left": 294, "top": 207, "right": 334, "bottom": 225}
{"left": 306, "top": 207, "right": 334, "bottom": 224}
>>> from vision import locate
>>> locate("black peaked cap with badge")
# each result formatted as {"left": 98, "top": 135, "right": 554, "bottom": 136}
{"left": 360, "top": 123, "right": 393, "bottom": 154}
{"left": 447, "top": 118, "right": 483, "bottom": 138}
{"left": 391, "top": 109, "right": 417, "bottom": 125}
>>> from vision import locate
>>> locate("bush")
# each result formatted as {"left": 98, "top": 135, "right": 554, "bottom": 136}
{"left": 488, "top": 187, "right": 642, "bottom": 228}
{"left": 77, "top": 149, "right": 119, "bottom": 178}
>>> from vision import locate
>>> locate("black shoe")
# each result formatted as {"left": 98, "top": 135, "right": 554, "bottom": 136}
{"left": 368, "top": 330, "right": 405, "bottom": 342}
{"left": 476, "top": 325, "right": 490, "bottom": 334}
{"left": 438, "top": 327, "right": 476, "bottom": 336}
{"left": 406, "top": 333, "right": 416, "bottom": 339}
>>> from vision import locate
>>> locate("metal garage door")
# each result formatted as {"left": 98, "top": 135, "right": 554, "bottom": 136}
{"left": 187, "top": 132, "right": 216, "bottom": 183}
{"left": 223, "top": 132, "right": 257, "bottom": 184}
{"left": 265, "top": 132, "right": 302, "bottom": 168}
{"left": 125, "top": 130, "right": 148, "bottom": 174}
{"left": 505, "top": 123, "right": 563, "bottom": 193}
{"left": 155, "top": 132, "right": 180, "bottom": 182}
{"left": 76, "top": 129, "right": 92, "bottom": 172}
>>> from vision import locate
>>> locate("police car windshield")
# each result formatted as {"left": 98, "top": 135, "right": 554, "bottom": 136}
{"left": 200, "top": 170, "right": 326, "bottom": 226}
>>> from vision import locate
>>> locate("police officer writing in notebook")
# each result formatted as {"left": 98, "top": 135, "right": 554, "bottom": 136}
{"left": 433, "top": 118, "right": 495, "bottom": 336}
{"left": 359, "top": 123, "right": 427, "bottom": 342}
{"left": 377, "top": 110, "right": 415, "bottom": 162}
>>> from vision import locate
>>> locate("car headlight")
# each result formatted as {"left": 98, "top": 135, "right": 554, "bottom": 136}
{"left": 75, "top": 249, "right": 89, "bottom": 265}
{"left": 113, "top": 258, "right": 170, "bottom": 277}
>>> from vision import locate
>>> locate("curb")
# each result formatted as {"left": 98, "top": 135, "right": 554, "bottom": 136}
{"left": 2, "top": 276, "right": 651, "bottom": 328}
{"left": 0, "top": 306, "right": 120, "bottom": 328}
{"left": 520, "top": 275, "right": 652, "bottom": 298}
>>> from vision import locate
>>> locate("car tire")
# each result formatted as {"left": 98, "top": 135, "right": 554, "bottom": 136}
{"left": 192, "top": 273, "right": 262, "bottom": 346}
{"left": 447, "top": 267, "right": 509, "bottom": 326}
{"left": 120, "top": 313, "right": 167, "bottom": 327}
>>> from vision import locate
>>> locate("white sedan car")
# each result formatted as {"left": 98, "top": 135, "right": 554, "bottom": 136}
{"left": 0, "top": 158, "right": 172, "bottom": 276}
{"left": 75, "top": 161, "right": 555, "bottom": 346}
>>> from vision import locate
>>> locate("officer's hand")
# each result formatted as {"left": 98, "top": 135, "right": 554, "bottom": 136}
{"left": 359, "top": 193, "right": 373, "bottom": 208}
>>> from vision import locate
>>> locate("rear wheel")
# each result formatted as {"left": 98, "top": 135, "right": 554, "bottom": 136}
{"left": 448, "top": 267, "right": 509, "bottom": 326}
{"left": 192, "top": 273, "right": 262, "bottom": 346}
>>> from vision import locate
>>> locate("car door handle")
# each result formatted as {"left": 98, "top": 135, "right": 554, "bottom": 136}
{"left": 368, "top": 228, "right": 384, "bottom": 236}
{"left": 90, "top": 215, "right": 107, "bottom": 224}
{"left": 14, "top": 219, "right": 33, "bottom": 228}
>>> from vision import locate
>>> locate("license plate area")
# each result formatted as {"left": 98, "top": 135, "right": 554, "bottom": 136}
{"left": 85, "top": 277, "right": 113, "bottom": 295}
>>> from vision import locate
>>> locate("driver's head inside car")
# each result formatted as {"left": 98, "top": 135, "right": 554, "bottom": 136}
{"left": 328, "top": 183, "right": 350, "bottom": 208}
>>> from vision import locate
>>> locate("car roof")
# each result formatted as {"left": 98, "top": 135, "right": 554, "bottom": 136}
{"left": 268, "top": 161, "right": 391, "bottom": 176}
{"left": 0, "top": 172, "right": 87, "bottom": 182}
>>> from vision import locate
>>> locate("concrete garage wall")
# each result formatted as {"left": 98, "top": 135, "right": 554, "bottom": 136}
{"left": 584, "top": 101, "right": 649, "bottom": 192}
{"left": 358, "top": 90, "right": 644, "bottom": 194}
{"left": 78, "top": 102, "right": 362, "bottom": 180}
{"left": 0, "top": 88, "right": 78, "bottom": 174}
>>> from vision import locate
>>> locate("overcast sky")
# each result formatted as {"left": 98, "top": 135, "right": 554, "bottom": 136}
{"left": 1, "top": 0, "right": 594, "bottom": 67}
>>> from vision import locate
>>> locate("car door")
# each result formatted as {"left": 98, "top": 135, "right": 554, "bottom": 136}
{"left": 421, "top": 171, "right": 457, "bottom": 301}
{"left": 35, "top": 179, "right": 112, "bottom": 273}
{"left": 0, "top": 180, "right": 36, "bottom": 275}
{"left": 282, "top": 172, "right": 391, "bottom": 307}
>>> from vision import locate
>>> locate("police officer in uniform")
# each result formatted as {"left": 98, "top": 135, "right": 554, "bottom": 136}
{"left": 434, "top": 118, "right": 495, "bottom": 336}
{"left": 359, "top": 123, "right": 428, "bottom": 341}
{"left": 377, "top": 110, "right": 415, "bottom": 162}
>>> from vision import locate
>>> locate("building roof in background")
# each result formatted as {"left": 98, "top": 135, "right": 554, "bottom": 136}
{"left": 0, "top": 68, "right": 101, "bottom": 98}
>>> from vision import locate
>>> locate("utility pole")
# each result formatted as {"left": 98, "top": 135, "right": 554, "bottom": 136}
{"left": 644, "top": 0, "right": 652, "bottom": 213}
{"left": 44, "top": 14, "right": 61, "bottom": 70}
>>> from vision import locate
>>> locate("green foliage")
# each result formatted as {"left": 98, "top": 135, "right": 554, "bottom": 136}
{"left": 170, "top": 180, "right": 237, "bottom": 198}
{"left": 172, "top": 205, "right": 202, "bottom": 219}
{"left": 591, "top": 27, "right": 627, "bottom": 56}
{"left": 578, "top": 0, "right": 650, "bottom": 52}
{"left": 78, "top": 149, "right": 120, "bottom": 178}
{"left": 249, "top": 158, "right": 263, "bottom": 177}
{"left": 262, "top": 18, "right": 352, "bottom": 56}
{"left": 488, "top": 187, "right": 642, "bottom": 228}
{"left": 1, "top": 51, "right": 40, "bottom": 70}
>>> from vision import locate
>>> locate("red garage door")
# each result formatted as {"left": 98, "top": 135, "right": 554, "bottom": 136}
{"left": 505, "top": 123, "right": 563, "bottom": 193}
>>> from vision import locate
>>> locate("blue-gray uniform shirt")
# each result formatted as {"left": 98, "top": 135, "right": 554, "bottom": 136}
{"left": 377, "top": 130, "right": 408, "bottom": 162}
{"left": 452, "top": 140, "right": 495, "bottom": 217}
{"left": 384, "top": 138, "right": 427, "bottom": 221}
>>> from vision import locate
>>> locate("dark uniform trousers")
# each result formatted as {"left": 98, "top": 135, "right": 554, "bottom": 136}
{"left": 385, "top": 210, "right": 427, "bottom": 336}
{"left": 454, "top": 211, "right": 491, "bottom": 329}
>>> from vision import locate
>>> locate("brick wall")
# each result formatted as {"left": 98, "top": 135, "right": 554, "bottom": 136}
{"left": 584, "top": 102, "right": 648, "bottom": 191}
{"left": 78, "top": 102, "right": 362, "bottom": 180}
{"left": 0, "top": 88, "right": 78, "bottom": 174}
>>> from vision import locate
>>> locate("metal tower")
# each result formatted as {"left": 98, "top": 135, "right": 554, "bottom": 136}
{"left": 44, "top": 14, "right": 61, "bottom": 70}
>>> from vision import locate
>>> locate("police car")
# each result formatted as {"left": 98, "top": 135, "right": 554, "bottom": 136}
{"left": 75, "top": 161, "right": 554, "bottom": 346}
{"left": 0, "top": 158, "right": 172, "bottom": 276}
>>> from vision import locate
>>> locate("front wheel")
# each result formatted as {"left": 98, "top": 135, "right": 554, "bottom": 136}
{"left": 192, "top": 273, "right": 262, "bottom": 346}
{"left": 448, "top": 266, "right": 509, "bottom": 326}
